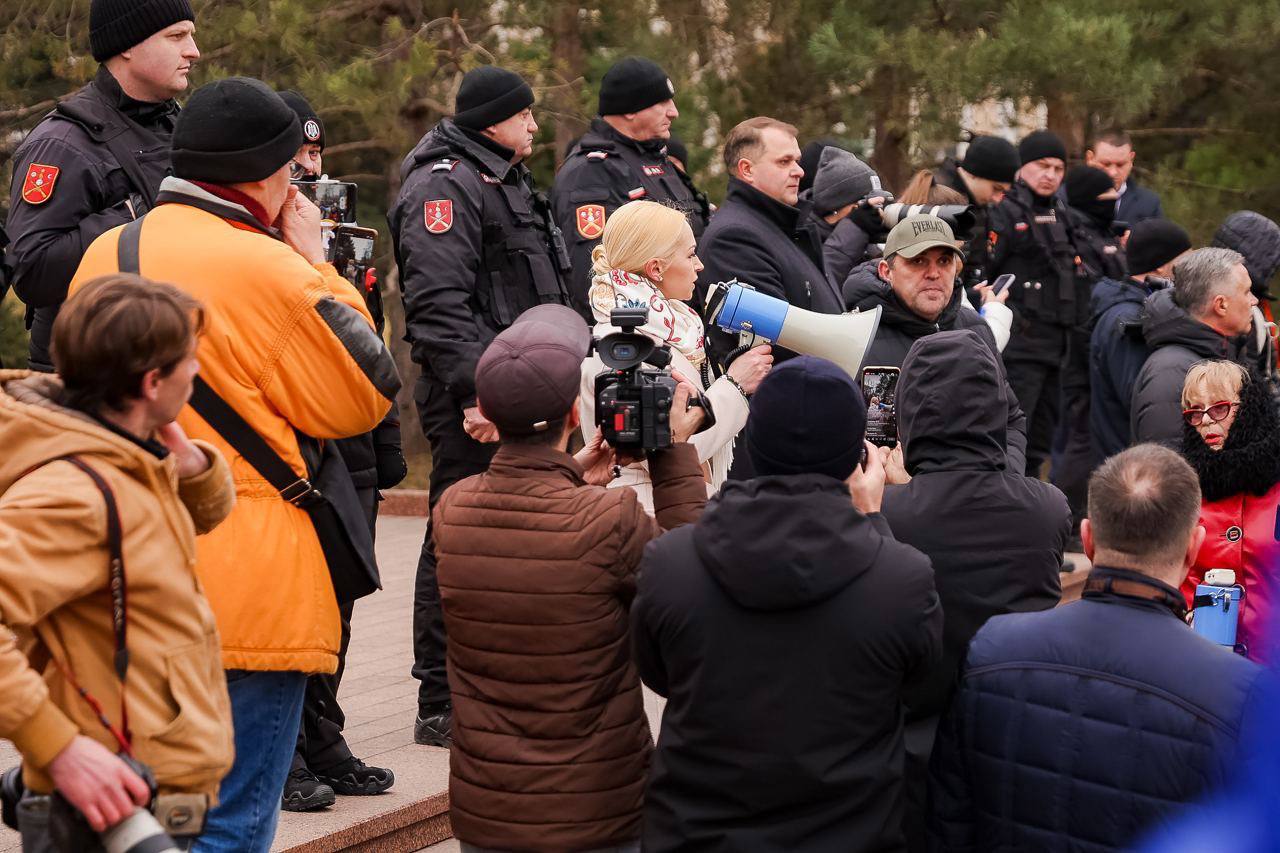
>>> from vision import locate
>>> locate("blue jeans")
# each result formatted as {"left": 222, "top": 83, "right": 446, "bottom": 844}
{"left": 192, "top": 670, "right": 307, "bottom": 853}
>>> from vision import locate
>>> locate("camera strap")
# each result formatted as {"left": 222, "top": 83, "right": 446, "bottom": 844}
{"left": 28, "top": 456, "right": 134, "bottom": 757}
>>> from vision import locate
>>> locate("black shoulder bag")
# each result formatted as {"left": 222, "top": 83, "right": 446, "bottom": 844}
{"left": 117, "top": 216, "right": 381, "bottom": 602}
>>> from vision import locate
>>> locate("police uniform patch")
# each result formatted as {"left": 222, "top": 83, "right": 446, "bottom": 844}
{"left": 21, "top": 164, "right": 59, "bottom": 205}
{"left": 303, "top": 119, "right": 322, "bottom": 143}
{"left": 576, "top": 204, "right": 605, "bottom": 239}
{"left": 586, "top": 151, "right": 609, "bottom": 161}
{"left": 424, "top": 199, "right": 453, "bottom": 234}
{"left": 480, "top": 173, "right": 501, "bottom": 184}
{"left": 643, "top": 165, "right": 665, "bottom": 177}
{"left": 1014, "top": 222, "right": 1029, "bottom": 232}
{"left": 628, "top": 187, "right": 647, "bottom": 200}
{"left": 431, "top": 159, "right": 459, "bottom": 173}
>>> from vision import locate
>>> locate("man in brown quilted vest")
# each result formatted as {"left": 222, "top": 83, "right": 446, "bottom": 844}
{"left": 432, "top": 304, "right": 707, "bottom": 853}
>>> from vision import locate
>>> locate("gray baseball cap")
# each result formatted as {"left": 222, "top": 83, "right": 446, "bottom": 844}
{"left": 475, "top": 305, "right": 590, "bottom": 435}
{"left": 883, "top": 214, "right": 966, "bottom": 261}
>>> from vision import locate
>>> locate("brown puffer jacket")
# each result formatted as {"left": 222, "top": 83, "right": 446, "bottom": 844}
{"left": 434, "top": 442, "right": 706, "bottom": 852}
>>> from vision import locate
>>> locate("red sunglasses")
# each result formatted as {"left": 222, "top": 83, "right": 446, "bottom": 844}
{"left": 1182, "top": 401, "right": 1237, "bottom": 427}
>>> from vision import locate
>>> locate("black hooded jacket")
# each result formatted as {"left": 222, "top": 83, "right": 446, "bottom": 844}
{"left": 1130, "top": 288, "right": 1252, "bottom": 447}
{"left": 1089, "top": 276, "right": 1156, "bottom": 459}
{"left": 847, "top": 275, "right": 1029, "bottom": 473}
{"left": 881, "top": 330, "right": 1068, "bottom": 720}
{"left": 631, "top": 475, "right": 941, "bottom": 853}
{"left": 1213, "top": 211, "right": 1280, "bottom": 300}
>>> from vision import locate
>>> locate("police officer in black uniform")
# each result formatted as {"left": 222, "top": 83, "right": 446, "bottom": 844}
{"left": 1057, "top": 164, "right": 1127, "bottom": 537}
{"left": 388, "top": 66, "right": 572, "bottom": 746}
{"left": 551, "top": 57, "right": 711, "bottom": 317}
{"left": 932, "top": 134, "right": 1020, "bottom": 291}
{"left": 5, "top": 0, "right": 197, "bottom": 372}
{"left": 986, "top": 130, "right": 1083, "bottom": 478}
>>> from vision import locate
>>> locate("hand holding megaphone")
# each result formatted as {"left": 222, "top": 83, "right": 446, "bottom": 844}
{"left": 704, "top": 280, "right": 881, "bottom": 381}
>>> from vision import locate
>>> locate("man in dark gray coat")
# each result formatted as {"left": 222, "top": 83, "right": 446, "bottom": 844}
{"left": 1131, "top": 247, "right": 1260, "bottom": 446}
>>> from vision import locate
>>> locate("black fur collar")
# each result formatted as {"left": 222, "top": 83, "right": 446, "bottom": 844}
{"left": 1182, "top": 373, "right": 1280, "bottom": 502}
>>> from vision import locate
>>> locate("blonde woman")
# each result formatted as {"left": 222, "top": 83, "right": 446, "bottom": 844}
{"left": 579, "top": 200, "right": 772, "bottom": 510}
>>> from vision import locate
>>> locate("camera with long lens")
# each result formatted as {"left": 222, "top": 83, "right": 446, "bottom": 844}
{"left": 879, "top": 201, "right": 977, "bottom": 237}
{"left": 593, "top": 307, "right": 678, "bottom": 452}
{"left": 2, "top": 755, "right": 190, "bottom": 852}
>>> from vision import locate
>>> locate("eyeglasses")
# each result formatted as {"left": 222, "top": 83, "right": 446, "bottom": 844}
{"left": 1182, "top": 401, "right": 1237, "bottom": 427}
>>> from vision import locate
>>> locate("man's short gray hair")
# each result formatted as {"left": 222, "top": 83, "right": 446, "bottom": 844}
{"left": 1087, "top": 444, "right": 1202, "bottom": 566}
{"left": 1173, "top": 247, "right": 1244, "bottom": 316}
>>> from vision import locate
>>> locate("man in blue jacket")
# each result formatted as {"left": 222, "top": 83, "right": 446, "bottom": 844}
{"left": 1086, "top": 129, "right": 1163, "bottom": 224}
{"left": 1089, "top": 219, "right": 1191, "bottom": 460}
{"left": 929, "top": 444, "right": 1264, "bottom": 852}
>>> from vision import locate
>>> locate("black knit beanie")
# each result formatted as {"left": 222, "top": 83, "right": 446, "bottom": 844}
{"left": 453, "top": 66, "right": 534, "bottom": 130}
{"left": 90, "top": 0, "right": 194, "bottom": 61}
{"left": 746, "top": 356, "right": 867, "bottom": 482}
{"left": 598, "top": 57, "right": 675, "bottom": 116}
{"left": 278, "top": 91, "right": 324, "bottom": 149}
{"left": 1065, "top": 165, "right": 1116, "bottom": 208}
{"left": 1018, "top": 130, "right": 1068, "bottom": 165}
{"left": 961, "top": 135, "right": 1020, "bottom": 183}
{"left": 1127, "top": 219, "right": 1192, "bottom": 275}
{"left": 171, "top": 78, "right": 303, "bottom": 183}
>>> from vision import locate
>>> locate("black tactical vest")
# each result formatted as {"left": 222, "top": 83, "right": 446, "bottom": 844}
{"left": 996, "top": 188, "right": 1086, "bottom": 327}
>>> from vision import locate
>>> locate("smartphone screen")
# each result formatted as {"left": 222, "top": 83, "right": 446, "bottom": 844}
{"left": 990, "top": 273, "right": 1016, "bottom": 297}
{"left": 861, "top": 366, "right": 900, "bottom": 447}
{"left": 291, "top": 180, "right": 358, "bottom": 225}
{"left": 331, "top": 225, "right": 378, "bottom": 289}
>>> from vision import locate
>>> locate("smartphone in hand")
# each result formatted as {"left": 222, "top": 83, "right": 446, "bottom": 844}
{"left": 861, "top": 366, "right": 900, "bottom": 448}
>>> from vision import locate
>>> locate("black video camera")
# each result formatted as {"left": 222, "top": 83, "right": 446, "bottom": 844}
{"left": 593, "top": 308, "right": 678, "bottom": 452}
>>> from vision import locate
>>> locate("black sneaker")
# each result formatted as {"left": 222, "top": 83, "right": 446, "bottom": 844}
{"left": 281, "top": 766, "right": 336, "bottom": 812}
{"left": 314, "top": 757, "right": 395, "bottom": 796}
{"left": 414, "top": 708, "right": 452, "bottom": 747}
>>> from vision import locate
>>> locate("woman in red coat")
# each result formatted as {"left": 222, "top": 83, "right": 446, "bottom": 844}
{"left": 1180, "top": 360, "right": 1280, "bottom": 661}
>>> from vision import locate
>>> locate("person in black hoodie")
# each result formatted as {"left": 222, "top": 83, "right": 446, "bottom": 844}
{"left": 932, "top": 134, "right": 1020, "bottom": 289}
{"left": 847, "top": 214, "right": 1028, "bottom": 473}
{"left": 880, "top": 329, "right": 1068, "bottom": 852}
{"left": 1089, "top": 219, "right": 1191, "bottom": 460}
{"left": 632, "top": 355, "right": 941, "bottom": 853}
{"left": 1213, "top": 210, "right": 1280, "bottom": 369}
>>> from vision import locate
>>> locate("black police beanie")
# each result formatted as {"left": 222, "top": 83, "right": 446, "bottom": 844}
{"left": 598, "top": 57, "right": 675, "bottom": 116}
{"left": 278, "top": 91, "right": 324, "bottom": 150}
{"left": 1127, "top": 219, "right": 1192, "bottom": 275}
{"left": 746, "top": 356, "right": 867, "bottom": 482}
{"left": 90, "top": 0, "right": 194, "bottom": 61}
{"left": 453, "top": 66, "right": 534, "bottom": 130}
{"left": 171, "top": 78, "right": 303, "bottom": 184}
{"left": 1018, "top": 130, "right": 1068, "bottom": 165}
{"left": 1065, "top": 165, "right": 1116, "bottom": 208}
{"left": 961, "top": 135, "right": 1020, "bottom": 183}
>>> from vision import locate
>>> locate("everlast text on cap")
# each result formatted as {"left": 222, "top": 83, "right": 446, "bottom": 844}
{"left": 884, "top": 214, "right": 966, "bottom": 261}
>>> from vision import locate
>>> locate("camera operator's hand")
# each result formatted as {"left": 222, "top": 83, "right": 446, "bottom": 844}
{"left": 462, "top": 407, "right": 499, "bottom": 443}
{"left": 879, "top": 443, "right": 911, "bottom": 485}
{"left": 727, "top": 345, "right": 773, "bottom": 396}
{"left": 157, "top": 421, "right": 211, "bottom": 478}
{"left": 576, "top": 430, "right": 619, "bottom": 486}
{"left": 278, "top": 185, "right": 326, "bottom": 266}
{"left": 974, "top": 281, "right": 1010, "bottom": 305}
{"left": 670, "top": 371, "right": 706, "bottom": 444}
{"left": 847, "top": 440, "right": 886, "bottom": 514}
{"left": 47, "top": 736, "right": 151, "bottom": 832}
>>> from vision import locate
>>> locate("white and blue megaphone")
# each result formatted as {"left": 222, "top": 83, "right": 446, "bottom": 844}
{"left": 705, "top": 280, "right": 881, "bottom": 380}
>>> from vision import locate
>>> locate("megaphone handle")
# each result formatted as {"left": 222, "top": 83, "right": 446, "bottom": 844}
{"left": 722, "top": 342, "right": 755, "bottom": 369}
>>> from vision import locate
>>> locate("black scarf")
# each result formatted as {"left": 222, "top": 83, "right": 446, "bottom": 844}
{"left": 1181, "top": 372, "right": 1280, "bottom": 502}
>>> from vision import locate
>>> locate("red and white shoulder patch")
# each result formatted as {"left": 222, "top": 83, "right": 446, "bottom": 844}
{"left": 21, "top": 164, "right": 60, "bottom": 205}
{"left": 424, "top": 199, "right": 453, "bottom": 234}
{"left": 576, "top": 204, "right": 605, "bottom": 239}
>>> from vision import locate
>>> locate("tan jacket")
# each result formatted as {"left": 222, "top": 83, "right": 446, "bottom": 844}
{"left": 71, "top": 179, "right": 399, "bottom": 673}
{"left": 0, "top": 372, "right": 236, "bottom": 799}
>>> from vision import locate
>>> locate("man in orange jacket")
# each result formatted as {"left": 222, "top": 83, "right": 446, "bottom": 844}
{"left": 71, "top": 77, "right": 399, "bottom": 853}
